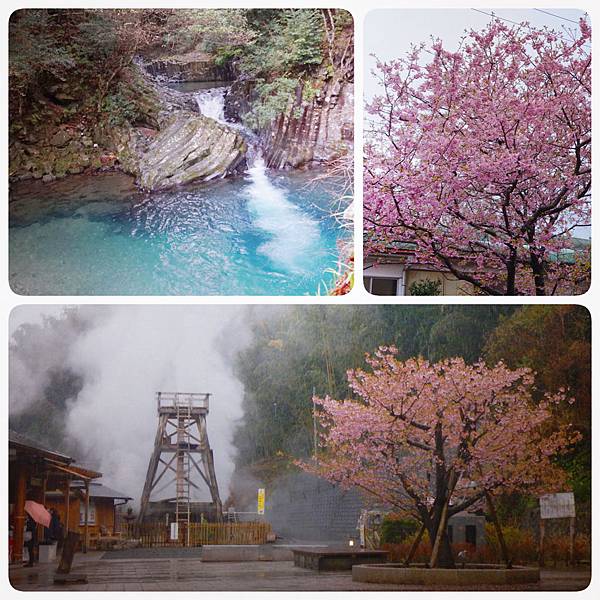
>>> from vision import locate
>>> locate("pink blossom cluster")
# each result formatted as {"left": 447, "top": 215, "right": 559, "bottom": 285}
{"left": 300, "top": 347, "right": 580, "bottom": 520}
{"left": 364, "top": 20, "right": 591, "bottom": 295}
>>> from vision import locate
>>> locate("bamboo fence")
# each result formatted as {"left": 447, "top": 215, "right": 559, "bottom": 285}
{"left": 122, "top": 521, "right": 272, "bottom": 547}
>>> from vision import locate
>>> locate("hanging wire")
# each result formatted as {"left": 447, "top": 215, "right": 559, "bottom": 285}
{"left": 470, "top": 8, "right": 591, "bottom": 50}
{"left": 534, "top": 9, "right": 585, "bottom": 25}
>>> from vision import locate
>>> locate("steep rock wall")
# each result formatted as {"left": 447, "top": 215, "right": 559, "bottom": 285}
{"left": 262, "top": 76, "right": 353, "bottom": 169}
{"left": 145, "top": 52, "right": 233, "bottom": 82}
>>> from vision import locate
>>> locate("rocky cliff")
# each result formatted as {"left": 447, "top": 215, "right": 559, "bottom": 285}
{"left": 224, "top": 58, "right": 354, "bottom": 170}
{"left": 262, "top": 75, "right": 353, "bottom": 169}
{"left": 144, "top": 51, "right": 233, "bottom": 82}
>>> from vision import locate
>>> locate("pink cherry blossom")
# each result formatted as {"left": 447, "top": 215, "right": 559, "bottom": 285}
{"left": 365, "top": 19, "right": 591, "bottom": 295}
{"left": 299, "top": 347, "right": 580, "bottom": 566}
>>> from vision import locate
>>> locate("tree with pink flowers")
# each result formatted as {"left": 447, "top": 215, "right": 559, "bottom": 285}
{"left": 300, "top": 347, "right": 581, "bottom": 568}
{"left": 364, "top": 19, "right": 591, "bottom": 295}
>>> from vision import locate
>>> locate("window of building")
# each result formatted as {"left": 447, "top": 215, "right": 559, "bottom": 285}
{"left": 364, "top": 277, "right": 398, "bottom": 296}
{"left": 79, "top": 500, "right": 96, "bottom": 525}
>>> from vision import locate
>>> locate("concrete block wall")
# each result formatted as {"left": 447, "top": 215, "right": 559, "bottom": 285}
{"left": 267, "top": 472, "right": 365, "bottom": 542}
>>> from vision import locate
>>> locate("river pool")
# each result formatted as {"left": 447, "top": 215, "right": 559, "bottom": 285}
{"left": 9, "top": 168, "right": 349, "bottom": 295}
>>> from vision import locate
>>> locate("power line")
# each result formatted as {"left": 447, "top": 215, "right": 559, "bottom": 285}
{"left": 470, "top": 8, "right": 590, "bottom": 49}
{"left": 534, "top": 9, "right": 584, "bottom": 26}
{"left": 471, "top": 8, "right": 524, "bottom": 29}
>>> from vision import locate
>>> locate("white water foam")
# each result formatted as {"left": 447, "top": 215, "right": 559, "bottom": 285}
{"left": 195, "top": 86, "right": 322, "bottom": 273}
{"left": 245, "top": 158, "right": 321, "bottom": 273}
{"left": 195, "top": 87, "right": 228, "bottom": 123}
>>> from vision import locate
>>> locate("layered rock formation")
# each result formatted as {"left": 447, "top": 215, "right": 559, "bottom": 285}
{"left": 144, "top": 51, "right": 232, "bottom": 82}
{"left": 263, "top": 76, "right": 353, "bottom": 169}
{"left": 224, "top": 70, "right": 353, "bottom": 170}
{"left": 137, "top": 112, "right": 246, "bottom": 190}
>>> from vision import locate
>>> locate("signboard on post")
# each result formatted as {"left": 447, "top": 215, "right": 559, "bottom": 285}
{"left": 170, "top": 522, "right": 179, "bottom": 541}
{"left": 257, "top": 488, "right": 265, "bottom": 515}
{"left": 539, "top": 492, "right": 576, "bottom": 519}
{"left": 538, "top": 492, "right": 576, "bottom": 568}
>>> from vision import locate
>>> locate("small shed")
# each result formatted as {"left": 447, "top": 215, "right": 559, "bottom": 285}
{"left": 45, "top": 481, "right": 132, "bottom": 544}
{"left": 447, "top": 511, "right": 487, "bottom": 549}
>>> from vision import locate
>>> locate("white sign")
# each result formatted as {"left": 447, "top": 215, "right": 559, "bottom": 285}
{"left": 539, "top": 492, "right": 575, "bottom": 519}
{"left": 170, "top": 522, "right": 179, "bottom": 540}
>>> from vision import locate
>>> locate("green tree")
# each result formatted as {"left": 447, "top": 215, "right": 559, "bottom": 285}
{"left": 484, "top": 305, "right": 591, "bottom": 503}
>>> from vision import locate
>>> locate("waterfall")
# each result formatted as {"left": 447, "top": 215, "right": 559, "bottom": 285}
{"left": 244, "top": 157, "right": 321, "bottom": 273}
{"left": 194, "top": 86, "right": 322, "bottom": 274}
{"left": 195, "top": 86, "right": 259, "bottom": 163}
{"left": 194, "top": 87, "right": 228, "bottom": 123}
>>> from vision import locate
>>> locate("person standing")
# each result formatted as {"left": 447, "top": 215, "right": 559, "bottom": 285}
{"left": 24, "top": 515, "right": 37, "bottom": 567}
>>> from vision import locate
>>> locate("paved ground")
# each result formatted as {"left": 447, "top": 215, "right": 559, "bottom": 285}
{"left": 9, "top": 552, "right": 591, "bottom": 592}
{"left": 101, "top": 547, "right": 204, "bottom": 560}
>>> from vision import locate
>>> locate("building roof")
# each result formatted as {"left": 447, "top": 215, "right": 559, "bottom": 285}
{"left": 72, "top": 481, "right": 132, "bottom": 500}
{"left": 9, "top": 429, "right": 102, "bottom": 481}
{"left": 9, "top": 429, "right": 73, "bottom": 463}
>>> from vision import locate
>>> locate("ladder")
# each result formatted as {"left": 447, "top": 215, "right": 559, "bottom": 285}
{"left": 175, "top": 398, "right": 192, "bottom": 545}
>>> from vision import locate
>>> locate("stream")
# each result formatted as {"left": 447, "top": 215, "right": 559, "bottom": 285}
{"left": 9, "top": 85, "right": 349, "bottom": 296}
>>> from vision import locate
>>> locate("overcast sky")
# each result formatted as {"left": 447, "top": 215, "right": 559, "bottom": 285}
{"left": 365, "top": 9, "right": 589, "bottom": 99}
{"left": 10, "top": 305, "right": 249, "bottom": 503}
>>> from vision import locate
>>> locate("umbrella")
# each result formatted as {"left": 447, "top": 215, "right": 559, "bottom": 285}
{"left": 24, "top": 500, "right": 51, "bottom": 528}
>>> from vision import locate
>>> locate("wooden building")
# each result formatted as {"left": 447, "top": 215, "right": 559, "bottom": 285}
{"left": 8, "top": 430, "right": 101, "bottom": 563}
{"left": 45, "top": 481, "right": 131, "bottom": 545}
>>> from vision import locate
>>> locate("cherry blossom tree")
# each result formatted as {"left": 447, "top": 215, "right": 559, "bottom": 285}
{"left": 300, "top": 347, "right": 580, "bottom": 568}
{"left": 364, "top": 19, "right": 591, "bottom": 295}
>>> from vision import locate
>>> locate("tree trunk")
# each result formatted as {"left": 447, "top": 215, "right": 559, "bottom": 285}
{"left": 438, "top": 532, "right": 455, "bottom": 568}
{"left": 527, "top": 229, "right": 546, "bottom": 295}
{"left": 505, "top": 248, "right": 517, "bottom": 295}
{"left": 530, "top": 252, "right": 547, "bottom": 296}
{"left": 427, "top": 523, "right": 455, "bottom": 568}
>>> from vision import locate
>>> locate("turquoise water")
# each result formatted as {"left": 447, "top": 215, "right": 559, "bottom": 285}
{"left": 9, "top": 169, "right": 349, "bottom": 295}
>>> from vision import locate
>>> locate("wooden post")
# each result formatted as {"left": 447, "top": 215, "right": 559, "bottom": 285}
{"left": 83, "top": 481, "right": 90, "bottom": 554}
{"left": 63, "top": 478, "right": 70, "bottom": 538}
{"left": 13, "top": 466, "right": 28, "bottom": 563}
{"left": 569, "top": 516, "right": 575, "bottom": 566}
{"left": 429, "top": 471, "right": 457, "bottom": 568}
{"left": 404, "top": 521, "right": 427, "bottom": 566}
{"left": 539, "top": 519, "right": 545, "bottom": 567}
{"left": 485, "top": 490, "right": 512, "bottom": 568}
{"left": 56, "top": 531, "right": 80, "bottom": 574}
{"left": 38, "top": 474, "right": 47, "bottom": 543}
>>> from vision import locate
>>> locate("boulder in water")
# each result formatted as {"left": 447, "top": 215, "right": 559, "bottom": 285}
{"left": 137, "top": 112, "right": 246, "bottom": 191}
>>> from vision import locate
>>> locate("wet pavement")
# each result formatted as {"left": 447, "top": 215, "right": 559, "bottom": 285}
{"left": 9, "top": 552, "right": 591, "bottom": 592}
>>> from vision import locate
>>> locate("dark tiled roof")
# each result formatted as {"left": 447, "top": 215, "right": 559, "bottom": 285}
{"left": 72, "top": 481, "right": 132, "bottom": 500}
{"left": 8, "top": 429, "right": 72, "bottom": 462}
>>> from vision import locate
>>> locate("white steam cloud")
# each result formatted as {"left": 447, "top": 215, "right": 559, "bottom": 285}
{"left": 10, "top": 305, "right": 250, "bottom": 505}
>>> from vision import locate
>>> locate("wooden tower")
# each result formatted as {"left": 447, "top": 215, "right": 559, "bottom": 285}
{"left": 138, "top": 392, "right": 222, "bottom": 531}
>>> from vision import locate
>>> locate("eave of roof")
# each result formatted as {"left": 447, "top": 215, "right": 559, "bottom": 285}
{"left": 71, "top": 481, "right": 131, "bottom": 500}
{"left": 9, "top": 429, "right": 72, "bottom": 464}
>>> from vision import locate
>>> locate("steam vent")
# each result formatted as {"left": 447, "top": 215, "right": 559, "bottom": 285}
{"left": 138, "top": 392, "right": 222, "bottom": 532}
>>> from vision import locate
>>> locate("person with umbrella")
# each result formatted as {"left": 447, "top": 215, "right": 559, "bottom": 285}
{"left": 23, "top": 501, "right": 51, "bottom": 567}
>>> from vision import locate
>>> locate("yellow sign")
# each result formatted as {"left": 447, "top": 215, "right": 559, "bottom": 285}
{"left": 257, "top": 488, "right": 265, "bottom": 515}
